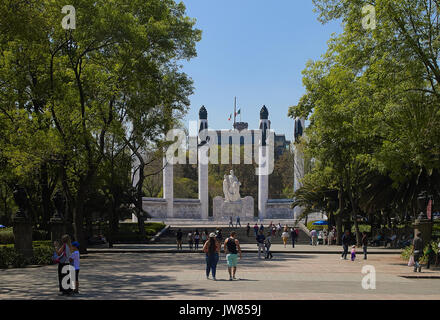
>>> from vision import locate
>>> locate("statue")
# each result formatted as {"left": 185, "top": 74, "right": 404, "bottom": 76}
{"left": 13, "top": 185, "right": 28, "bottom": 219}
{"left": 223, "top": 170, "right": 241, "bottom": 202}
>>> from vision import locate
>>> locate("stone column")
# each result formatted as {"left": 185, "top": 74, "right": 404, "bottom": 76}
{"left": 12, "top": 187, "right": 33, "bottom": 260}
{"left": 198, "top": 106, "right": 209, "bottom": 220}
{"left": 293, "top": 117, "right": 305, "bottom": 220}
{"left": 258, "top": 106, "right": 270, "bottom": 221}
{"left": 163, "top": 156, "right": 174, "bottom": 219}
{"left": 413, "top": 219, "right": 433, "bottom": 245}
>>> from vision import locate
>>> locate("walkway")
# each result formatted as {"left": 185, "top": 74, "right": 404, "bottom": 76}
{"left": 1, "top": 252, "right": 439, "bottom": 300}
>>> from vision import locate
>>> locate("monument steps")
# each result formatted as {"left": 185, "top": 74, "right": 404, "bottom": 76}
{"left": 154, "top": 225, "right": 311, "bottom": 245}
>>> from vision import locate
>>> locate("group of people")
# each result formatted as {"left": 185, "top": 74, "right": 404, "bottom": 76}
{"left": 176, "top": 228, "right": 224, "bottom": 251}
{"left": 53, "top": 234, "right": 81, "bottom": 296}
{"left": 309, "top": 227, "right": 337, "bottom": 246}
{"left": 201, "top": 231, "right": 242, "bottom": 281}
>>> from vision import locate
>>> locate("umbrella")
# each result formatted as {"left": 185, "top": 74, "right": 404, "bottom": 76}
{"left": 312, "top": 220, "right": 328, "bottom": 226}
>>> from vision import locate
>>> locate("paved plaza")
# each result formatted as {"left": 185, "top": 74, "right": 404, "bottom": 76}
{"left": 1, "top": 251, "right": 440, "bottom": 300}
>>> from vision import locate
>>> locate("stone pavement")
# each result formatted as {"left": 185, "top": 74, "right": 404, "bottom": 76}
{"left": 1, "top": 252, "right": 439, "bottom": 300}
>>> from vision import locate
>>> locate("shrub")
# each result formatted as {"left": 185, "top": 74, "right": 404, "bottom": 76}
{"left": 31, "top": 246, "right": 53, "bottom": 265}
{"left": 0, "top": 228, "right": 14, "bottom": 245}
{"left": 0, "top": 247, "right": 27, "bottom": 268}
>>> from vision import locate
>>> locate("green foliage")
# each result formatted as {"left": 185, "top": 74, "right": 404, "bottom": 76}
{"left": 0, "top": 228, "right": 14, "bottom": 245}
{"left": 0, "top": 247, "right": 27, "bottom": 268}
{"left": 401, "top": 241, "right": 439, "bottom": 264}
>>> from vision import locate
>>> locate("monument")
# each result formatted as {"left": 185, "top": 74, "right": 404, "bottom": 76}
{"left": 213, "top": 170, "right": 254, "bottom": 220}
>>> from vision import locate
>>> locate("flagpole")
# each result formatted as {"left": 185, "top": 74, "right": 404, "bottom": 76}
{"left": 234, "top": 96, "right": 236, "bottom": 128}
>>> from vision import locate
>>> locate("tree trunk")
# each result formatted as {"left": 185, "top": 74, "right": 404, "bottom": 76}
{"left": 73, "top": 189, "right": 88, "bottom": 254}
{"left": 136, "top": 163, "right": 146, "bottom": 241}
{"left": 40, "top": 162, "right": 51, "bottom": 232}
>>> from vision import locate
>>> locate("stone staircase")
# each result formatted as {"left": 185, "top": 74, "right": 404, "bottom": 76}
{"left": 155, "top": 224, "right": 311, "bottom": 245}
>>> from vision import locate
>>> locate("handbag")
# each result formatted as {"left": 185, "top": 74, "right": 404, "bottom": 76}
{"left": 408, "top": 255, "right": 415, "bottom": 267}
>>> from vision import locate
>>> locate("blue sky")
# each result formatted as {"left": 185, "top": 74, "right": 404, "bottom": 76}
{"left": 180, "top": 0, "right": 342, "bottom": 140}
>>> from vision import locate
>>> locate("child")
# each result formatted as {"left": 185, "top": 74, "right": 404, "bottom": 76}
{"left": 69, "top": 241, "right": 80, "bottom": 294}
{"left": 351, "top": 245, "right": 356, "bottom": 261}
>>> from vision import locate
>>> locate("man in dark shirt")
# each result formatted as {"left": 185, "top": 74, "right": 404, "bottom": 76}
{"left": 256, "top": 230, "right": 266, "bottom": 259}
{"left": 176, "top": 229, "right": 183, "bottom": 250}
{"left": 341, "top": 230, "right": 351, "bottom": 260}
{"left": 413, "top": 232, "right": 424, "bottom": 272}
{"left": 362, "top": 232, "right": 368, "bottom": 260}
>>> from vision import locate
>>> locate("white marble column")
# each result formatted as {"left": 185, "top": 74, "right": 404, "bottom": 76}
{"left": 198, "top": 150, "right": 209, "bottom": 220}
{"left": 258, "top": 146, "right": 269, "bottom": 221}
{"left": 163, "top": 157, "right": 174, "bottom": 218}
{"left": 198, "top": 106, "right": 209, "bottom": 220}
{"left": 293, "top": 117, "right": 305, "bottom": 220}
{"left": 258, "top": 106, "right": 270, "bottom": 221}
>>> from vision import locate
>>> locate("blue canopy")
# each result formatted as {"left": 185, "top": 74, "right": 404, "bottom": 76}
{"left": 312, "top": 220, "right": 328, "bottom": 226}
{"left": 0, "top": 225, "right": 5, "bottom": 228}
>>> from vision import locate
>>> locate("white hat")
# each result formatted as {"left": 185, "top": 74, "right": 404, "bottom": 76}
{"left": 209, "top": 233, "right": 216, "bottom": 238}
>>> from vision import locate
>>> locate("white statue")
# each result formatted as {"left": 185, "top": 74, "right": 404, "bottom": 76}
{"left": 223, "top": 170, "right": 241, "bottom": 202}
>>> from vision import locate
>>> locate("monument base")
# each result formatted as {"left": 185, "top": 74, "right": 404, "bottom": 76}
{"left": 213, "top": 196, "right": 254, "bottom": 220}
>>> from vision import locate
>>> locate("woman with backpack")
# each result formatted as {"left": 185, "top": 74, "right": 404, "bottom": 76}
{"left": 203, "top": 233, "right": 221, "bottom": 280}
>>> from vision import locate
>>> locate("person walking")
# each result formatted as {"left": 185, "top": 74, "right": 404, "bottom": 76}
{"left": 203, "top": 233, "right": 220, "bottom": 280}
{"left": 323, "top": 229, "right": 328, "bottom": 246}
{"left": 188, "top": 231, "right": 194, "bottom": 251}
{"left": 412, "top": 232, "right": 424, "bottom": 272}
{"left": 246, "top": 223, "right": 251, "bottom": 237}
{"left": 194, "top": 230, "right": 200, "bottom": 250}
{"left": 277, "top": 223, "right": 282, "bottom": 236}
{"left": 229, "top": 216, "right": 234, "bottom": 228}
{"left": 224, "top": 231, "right": 242, "bottom": 280}
{"left": 56, "top": 234, "right": 72, "bottom": 295}
{"left": 426, "top": 243, "right": 435, "bottom": 269}
{"left": 201, "top": 230, "right": 208, "bottom": 244}
{"left": 176, "top": 228, "right": 183, "bottom": 250}
{"left": 253, "top": 223, "right": 259, "bottom": 236}
{"left": 265, "top": 231, "right": 273, "bottom": 259}
{"left": 290, "top": 227, "right": 297, "bottom": 248}
{"left": 362, "top": 231, "right": 368, "bottom": 260}
{"left": 310, "top": 229, "right": 318, "bottom": 246}
{"left": 216, "top": 228, "right": 223, "bottom": 250}
{"left": 236, "top": 216, "right": 241, "bottom": 227}
{"left": 328, "top": 228, "right": 334, "bottom": 246}
{"left": 341, "top": 230, "right": 351, "bottom": 260}
{"left": 256, "top": 230, "right": 266, "bottom": 259}
{"left": 281, "top": 228, "right": 289, "bottom": 248}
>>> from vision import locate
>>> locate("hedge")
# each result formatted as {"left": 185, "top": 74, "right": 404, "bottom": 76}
{"left": 0, "top": 241, "right": 53, "bottom": 269}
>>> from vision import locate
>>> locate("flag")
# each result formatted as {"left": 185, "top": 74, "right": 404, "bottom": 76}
{"left": 235, "top": 108, "right": 241, "bottom": 116}
{"left": 228, "top": 113, "right": 232, "bottom": 121}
